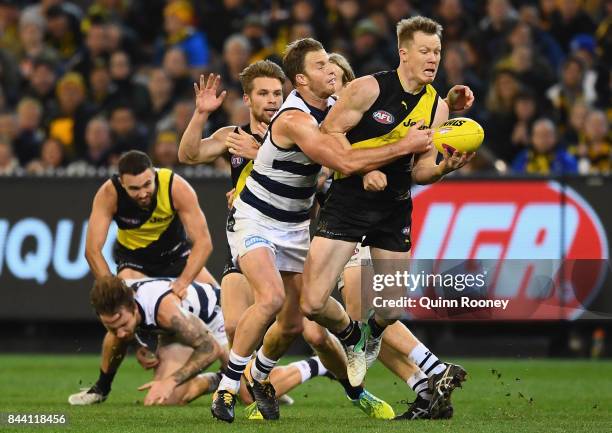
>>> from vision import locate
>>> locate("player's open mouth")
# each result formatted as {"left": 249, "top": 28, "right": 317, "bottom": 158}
{"left": 424, "top": 68, "right": 436, "bottom": 77}
{"left": 264, "top": 108, "right": 277, "bottom": 115}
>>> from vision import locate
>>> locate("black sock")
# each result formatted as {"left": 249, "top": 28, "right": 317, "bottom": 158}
{"left": 92, "top": 369, "right": 116, "bottom": 396}
{"left": 368, "top": 316, "right": 387, "bottom": 339}
{"left": 339, "top": 379, "right": 363, "bottom": 400}
{"left": 305, "top": 357, "right": 319, "bottom": 377}
{"left": 333, "top": 320, "right": 361, "bottom": 347}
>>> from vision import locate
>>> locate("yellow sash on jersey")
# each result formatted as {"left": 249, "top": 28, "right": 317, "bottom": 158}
{"left": 335, "top": 83, "right": 437, "bottom": 179}
{"left": 117, "top": 168, "right": 176, "bottom": 250}
{"left": 235, "top": 160, "right": 254, "bottom": 196}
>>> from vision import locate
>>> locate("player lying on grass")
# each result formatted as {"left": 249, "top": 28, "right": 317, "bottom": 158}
{"left": 69, "top": 276, "right": 332, "bottom": 408}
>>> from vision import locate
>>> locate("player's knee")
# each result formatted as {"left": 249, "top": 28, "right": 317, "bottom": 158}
{"left": 302, "top": 326, "right": 328, "bottom": 350}
{"left": 257, "top": 288, "right": 285, "bottom": 317}
{"left": 278, "top": 320, "right": 304, "bottom": 340}
{"left": 300, "top": 296, "right": 326, "bottom": 321}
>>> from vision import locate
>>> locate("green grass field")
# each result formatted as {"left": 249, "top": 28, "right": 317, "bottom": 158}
{"left": 0, "top": 355, "right": 611, "bottom": 433}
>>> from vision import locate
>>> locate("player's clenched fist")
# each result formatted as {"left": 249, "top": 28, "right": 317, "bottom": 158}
{"left": 401, "top": 120, "right": 432, "bottom": 154}
{"left": 363, "top": 170, "right": 387, "bottom": 191}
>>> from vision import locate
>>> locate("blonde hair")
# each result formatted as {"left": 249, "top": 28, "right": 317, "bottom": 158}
{"left": 329, "top": 53, "right": 355, "bottom": 85}
{"left": 396, "top": 16, "right": 443, "bottom": 48}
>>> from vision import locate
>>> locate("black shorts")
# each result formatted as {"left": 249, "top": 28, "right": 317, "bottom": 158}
{"left": 221, "top": 246, "right": 241, "bottom": 279}
{"left": 315, "top": 182, "right": 412, "bottom": 252}
{"left": 113, "top": 243, "right": 190, "bottom": 277}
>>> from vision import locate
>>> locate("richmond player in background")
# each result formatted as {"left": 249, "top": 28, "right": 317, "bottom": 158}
{"left": 69, "top": 151, "right": 216, "bottom": 405}
{"left": 300, "top": 16, "right": 474, "bottom": 419}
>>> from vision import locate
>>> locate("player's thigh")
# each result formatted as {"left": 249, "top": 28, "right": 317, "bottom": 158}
{"left": 154, "top": 342, "right": 193, "bottom": 380}
{"left": 239, "top": 246, "right": 285, "bottom": 307}
{"left": 152, "top": 342, "right": 194, "bottom": 405}
{"left": 302, "top": 237, "right": 356, "bottom": 305}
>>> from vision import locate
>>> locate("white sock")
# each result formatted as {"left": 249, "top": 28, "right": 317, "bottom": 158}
{"left": 218, "top": 350, "right": 251, "bottom": 393}
{"left": 409, "top": 343, "right": 446, "bottom": 377}
{"left": 290, "top": 356, "right": 328, "bottom": 383}
{"left": 407, "top": 370, "right": 432, "bottom": 400}
{"left": 251, "top": 348, "right": 278, "bottom": 382}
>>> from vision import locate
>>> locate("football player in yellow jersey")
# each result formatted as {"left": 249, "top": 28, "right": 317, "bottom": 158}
{"left": 69, "top": 150, "right": 215, "bottom": 405}
{"left": 301, "top": 16, "right": 475, "bottom": 419}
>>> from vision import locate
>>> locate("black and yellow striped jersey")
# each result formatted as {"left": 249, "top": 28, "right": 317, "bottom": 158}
{"left": 230, "top": 123, "right": 263, "bottom": 196}
{"left": 335, "top": 70, "right": 439, "bottom": 199}
{"left": 111, "top": 168, "right": 190, "bottom": 262}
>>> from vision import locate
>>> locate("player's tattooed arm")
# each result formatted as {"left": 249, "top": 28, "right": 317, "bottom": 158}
{"left": 140, "top": 296, "right": 220, "bottom": 405}
{"left": 167, "top": 311, "right": 220, "bottom": 385}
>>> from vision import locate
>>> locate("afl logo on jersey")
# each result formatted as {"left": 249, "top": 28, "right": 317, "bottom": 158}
{"left": 231, "top": 155, "right": 244, "bottom": 168}
{"left": 372, "top": 110, "right": 395, "bottom": 124}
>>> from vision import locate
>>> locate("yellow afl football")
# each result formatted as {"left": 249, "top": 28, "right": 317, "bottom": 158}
{"left": 432, "top": 117, "right": 484, "bottom": 154}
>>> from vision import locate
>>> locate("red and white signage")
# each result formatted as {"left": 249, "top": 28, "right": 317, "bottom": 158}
{"left": 410, "top": 181, "right": 608, "bottom": 320}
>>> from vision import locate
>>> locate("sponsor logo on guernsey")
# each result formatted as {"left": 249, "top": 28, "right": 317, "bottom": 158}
{"left": 372, "top": 110, "right": 395, "bottom": 124}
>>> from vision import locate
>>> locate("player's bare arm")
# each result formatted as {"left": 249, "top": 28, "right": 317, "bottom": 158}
{"left": 85, "top": 180, "right": 117, "bottom": 279}
{"left": 170, "top": 175, "right": 213, "bottom": 298}
{"left": 411, "top": 97, "right": 474, "bottom": 184}
{"left": 273, "top": 97, "right": 431, "bottom": 175}
{"left": 178, "top": 73, "right": 229, "bottom": 164}
{"left": 319, "top": 76, "right": 432, "bottom": 174}
{"left": 141, "top": 295, "right": 221, "bottom": 405}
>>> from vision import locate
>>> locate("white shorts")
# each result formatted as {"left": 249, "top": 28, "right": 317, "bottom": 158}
{"left": 206, "top": 305, "right": 228, "bottom": 348}
{"left": 227, "top": 200, "right": 310, "bottom": 273}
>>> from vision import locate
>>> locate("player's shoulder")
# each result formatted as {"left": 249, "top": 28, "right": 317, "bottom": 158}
{"left": 95, "top": 178, "right": 118, "bottom": 205}
{"left": 341, "top": 75, "right": 380, "bottom": 108}
{"left": 276, "top": 107, "right": 316, "bottom": 126}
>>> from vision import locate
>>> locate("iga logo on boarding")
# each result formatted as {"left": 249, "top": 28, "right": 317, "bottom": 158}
{"left": 410, "top": 181, "right": 608, "bottom": 320}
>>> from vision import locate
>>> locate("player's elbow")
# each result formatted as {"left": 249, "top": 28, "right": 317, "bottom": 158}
{"left": 177, "top": 149, "right": 198, "bottom": 165}
{"left": 334, "top": 150, "right": 359, "bottom": 176}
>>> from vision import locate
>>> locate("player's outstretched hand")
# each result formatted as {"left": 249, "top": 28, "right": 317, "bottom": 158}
{"left": 170, "top": 279, "right": 189, "bottom": 299}
{"left": 194, "top": 73, "right": 227, "bottom": 115}
{"left": 363, "top": 170, "right": 387, "bottom": 191}
{"left": 445, "top": 85, "right": 474, "bottom": 112}
{"left": 136, "top": 346, "right": 159, "bottom": 370}
{"left": 438, "top": 149, "right": 476, "bottom": 174}
{"left": 226, "top": 127, "right": 260, "bottom": 160}
{"left": 402, "top": 120, "right": 432, "bottom": 154}
{"left": 139, "top": 377, "right": 176, "bottom": 406}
